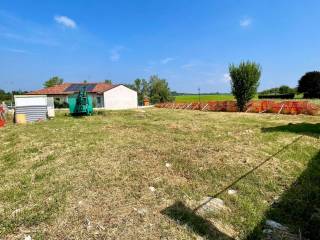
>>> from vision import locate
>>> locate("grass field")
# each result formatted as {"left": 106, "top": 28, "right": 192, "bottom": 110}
{"left": 1, "top": 109, "right": 319, "bottom": 239}
{"left": 175, "top": 94, "right": 234, "bottom": 103}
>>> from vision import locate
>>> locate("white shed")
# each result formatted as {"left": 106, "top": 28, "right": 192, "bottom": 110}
{"left": 103, "top": 85, "right": 138, "bottom": 110}
{"left": 14, "top": 95, "right": 54, "bottom": 123}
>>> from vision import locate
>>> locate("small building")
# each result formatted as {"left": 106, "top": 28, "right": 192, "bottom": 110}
{"left": 14, "top": 95, "right": 53, "bottom": 123}
{"left": 29, "top": 83, "right": 138, "bottom": 110}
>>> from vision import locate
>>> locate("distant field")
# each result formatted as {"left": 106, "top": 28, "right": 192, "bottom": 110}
{"left": 174, "top": 94, "right": 234, "bottom": 103}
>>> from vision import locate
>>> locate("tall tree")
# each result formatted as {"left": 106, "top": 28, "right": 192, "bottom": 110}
{"left": 43, "top": 76, "right": 64, "bottom": 88}
{"left": 229, "top": 61, "right": 261, "bottom": 111}
{"left": 148, "top": 75, "right": 172, "bottom": 104}
{"left": 298, "top": 71, "right": 320, "bottom": 98}
{"left": 141, "top": 79, "right": 149, "bottom": 97}
{"left": 104, "top": 79, "right": 112, "bottom": 84}
{"left": 133, "top": 78, "right": 142, "bottom": 93}
{"left": 133, "top": 78, "right": 147, "bottom": 104}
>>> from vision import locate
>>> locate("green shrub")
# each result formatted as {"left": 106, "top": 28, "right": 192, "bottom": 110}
{"left": 298, "top": 71, "right": 320, "bottom": 98}
{"left": 54, "top": 100, "right": 69, "bottom": 108}
{"left": 258, "top": 93, "right": 295, "bottom": 99}
{"left": 229, "top": 61, "right": 261, "bottom": 111}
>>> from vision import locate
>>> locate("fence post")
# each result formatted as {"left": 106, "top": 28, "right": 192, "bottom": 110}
{"left": 201, "top": 104, "right": 208, "bottom": 111}
{"left": 278, "top": 104, "right": 285, "bottom": 114}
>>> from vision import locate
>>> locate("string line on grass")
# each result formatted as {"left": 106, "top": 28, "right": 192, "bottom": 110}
{"left": 193, "top": 135, "right": 303, "bottom": 212}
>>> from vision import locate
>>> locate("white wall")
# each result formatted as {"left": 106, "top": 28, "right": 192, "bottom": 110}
{"left": 103, "top": 85, "right": 137, "bottom": 110}
{"left": 15, "top": 95, "right": 47, "bottom": 107}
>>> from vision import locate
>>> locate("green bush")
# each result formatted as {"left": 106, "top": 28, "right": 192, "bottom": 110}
{"left": 54, "top": 100, "right": 69, "bottom": 108}
{"left": 258, "top": 93, "right": 295, "bottom": 99}
{"left": 298, "top": 71, "right": 320, "bottom": 98}
{"left": 260, "top": 85, "right": 296, "bottom": 95}
{"left": 229, "top": 61, "right": 261, "bottom": 111}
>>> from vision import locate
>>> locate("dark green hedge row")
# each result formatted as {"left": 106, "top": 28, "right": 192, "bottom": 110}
{"left": 258, "top": 93, "right": 295, "bottom": 99}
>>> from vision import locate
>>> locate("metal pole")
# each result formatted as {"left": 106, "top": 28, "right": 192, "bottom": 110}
{"left": 198, "top": 87, "right": 201, "bottom": 110}
{"left": 11, "top": 89, "right": 14, "bottom": 109}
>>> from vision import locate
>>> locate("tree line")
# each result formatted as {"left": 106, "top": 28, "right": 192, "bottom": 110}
{"left": 125, "top": 75, "right": 173, "bottom": 105}
{"left": 258, "top": 72, "right": 320, "bottom": 98}
{"left": 0, "top": 90, "right": 28, "bottom": 103}
{"left": 229, "top": 62, "right": 320, "bottom": 111}
{"left": 259, "top": 85, "right": 296, "bottom": 95}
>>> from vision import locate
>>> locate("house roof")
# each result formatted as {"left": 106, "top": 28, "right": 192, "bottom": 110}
{"left": 29, "top": 83, "right": 119, "bottom": 95}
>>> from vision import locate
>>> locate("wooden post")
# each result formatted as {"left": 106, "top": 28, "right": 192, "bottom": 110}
{"left": 201, "top": 104, "right": 208, "bottom": 111}
{"left": 185, "top": 103, "right": 192, "bottom": 109}
{"left": 278, "top": 104, "right": 285, "bottom": 114}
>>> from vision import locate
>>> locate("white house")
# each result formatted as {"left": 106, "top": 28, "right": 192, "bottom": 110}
{"left": 29, "top": 82, "right": 138, "bottom": 110}
{"left": 103, "top": 84, "right": 137, "bottom": 110}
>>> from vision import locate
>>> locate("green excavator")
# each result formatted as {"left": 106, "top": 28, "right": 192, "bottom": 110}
{"left": 68, "top": 86, "right": 93, "bottom": 116}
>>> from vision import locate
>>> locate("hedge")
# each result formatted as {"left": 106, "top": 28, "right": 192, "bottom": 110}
{"left": 258, "top": 93, "right": 295, "bottom": 99}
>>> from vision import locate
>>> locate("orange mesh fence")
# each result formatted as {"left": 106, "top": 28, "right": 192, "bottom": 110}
{"left": 155, "top": 100, "right": 320, "bottom": 115}
{"left": 0, "top": 106, "right": 5, "bottom": 127}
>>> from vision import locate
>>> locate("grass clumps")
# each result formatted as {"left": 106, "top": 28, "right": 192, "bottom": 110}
{"left": 0, "top": 109, "right": 319, "bottom": 239}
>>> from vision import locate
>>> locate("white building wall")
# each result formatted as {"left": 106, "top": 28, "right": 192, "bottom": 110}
{"left": 103, "top": 85, "right": 137, "bottom": 110}
{"left": 15, "top": 95, "right": 47, "bottom": 107}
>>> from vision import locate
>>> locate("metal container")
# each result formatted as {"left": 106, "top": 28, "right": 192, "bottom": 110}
{"left": 14, "top": 95, "right": 48, "bottom": 123}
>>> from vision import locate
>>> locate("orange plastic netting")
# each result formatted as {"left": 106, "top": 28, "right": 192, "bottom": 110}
{"left": 156, "top": 100, "right": 320, "bottom": 115}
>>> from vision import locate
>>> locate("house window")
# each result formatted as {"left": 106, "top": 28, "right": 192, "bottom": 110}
{"left": 97, "top": 96, "right": 101, "bottom": 105}
{"left": 96, "top": 96, "right": 103, "bottom": 108}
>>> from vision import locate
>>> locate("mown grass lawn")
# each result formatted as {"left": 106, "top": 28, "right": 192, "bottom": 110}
{"left": 0, "top": 109, "right": 319, "bottom": 239}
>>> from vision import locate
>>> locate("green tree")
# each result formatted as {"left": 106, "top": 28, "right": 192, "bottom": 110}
{"left": 133, "top": 78, "right": 149, "bottom": 105}
{"left": 298, "top": 71, "right": 320, "bottom": 98}
{"left": 141, "top": 79, "right": 149, "bottom": 97}
{"left": 279, "top": 85, "right": 293, "bottom": 94}
{"left": 0, "top": 89, "right": 11, "bottom": 102}
{"left": 43, "top": 76, "right": 63, "bottom": 88}
{"left": 104, "top": 79, "right": 112, "bottom": 84}
{"left": 260, "top": 85, "right": 296, "bottom": 95}
{"left": 123, "top": 83, "right": 135, "bottom": 90}
{"left": 133, "top": 78, "right": 142, "bottom": 104}
{"left": 148, "top": 75, "right": 172, "bottom": 104}
{"left": 133, "top": 78, "right": 142, "bottom": 92}
{"left": 229, "top": 61, "right": 261, "bottom": 111}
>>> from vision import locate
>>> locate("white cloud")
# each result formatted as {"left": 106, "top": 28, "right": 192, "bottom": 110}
{"left": 54, "top": 15, "right": 77, "bottom": 29}
{"left": 223, "top": 73, "right": 231, "bottom": 82}
{"left": 110, "top": 51, "right": 120, "bottom": 62}
{"left": 2, "top": 48, "right": 29, "bottom": 54}
{"left": 181, "top": 63, "right": 197, "bottom": 69}
{"left": 109, "top": 46, "right": 124, "bottom": 62}
{"left": 240, "top": 17, "right": 252, "bottom": 28}
{"left": 0, "top": 12, "right": 60, "bottom": 46}
{"left": 161, "top": 57, "right": 174, "bottom": 64}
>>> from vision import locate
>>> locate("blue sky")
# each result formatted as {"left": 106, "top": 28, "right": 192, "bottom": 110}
{"left": 1, "top": 0, "right": 320, "bottom": 93}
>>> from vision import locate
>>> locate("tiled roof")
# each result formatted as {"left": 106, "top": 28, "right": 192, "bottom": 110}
{"left": 29, "top": 83, "right": 71, "bottom": 95}
{"left": 93, "top": 83, "right": 119, "bottom": 93}
{"left": 29, "top": 83, "right": 119, "bottom": 95}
